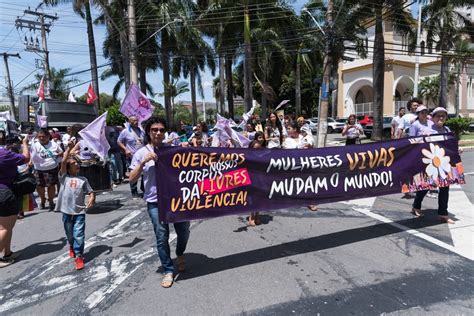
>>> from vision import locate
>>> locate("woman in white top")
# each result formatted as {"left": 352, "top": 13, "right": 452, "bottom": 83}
{"left": 265, "top": 112, "right": 283, "bottom": 149}
{"left": 30, "top": 128, "right": 63, "bottom": 210}
{"left": 282, "top": 121, "right": 304, "bottom": 149}
{"left": 342, "top": 114, "right": 364, "bottom": 145}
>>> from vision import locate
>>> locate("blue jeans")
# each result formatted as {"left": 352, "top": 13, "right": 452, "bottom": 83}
{"left": 109, "top": 152, "right": 124, "bottom": 182}
{"left": 62, "top": 213, "right": 86, "bottom": 256}
{"left": 413, "top": 186, "right": 449, "bottom": 216}
{"left": 147, "top": 203, "right": 190, "bottom": 274}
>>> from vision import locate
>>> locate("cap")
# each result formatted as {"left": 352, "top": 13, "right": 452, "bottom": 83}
{"left": 431, "top": 107, "right": 448, "bottom": 115}
{"left": 416, "top": 105, "right": 428, "bottom": 113}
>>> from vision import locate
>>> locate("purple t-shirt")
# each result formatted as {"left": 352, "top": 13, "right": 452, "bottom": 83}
{"left": 0, "top": 147, "right": 25, "bottom": 189}
{"left": 118, "top": 126, "right": 145, "bottom": 155}
{"left": 409, "top": 120, "right": 434, "bottom": 137}
{"left": 130, "top": 145, "right": 156, "bottom": 203}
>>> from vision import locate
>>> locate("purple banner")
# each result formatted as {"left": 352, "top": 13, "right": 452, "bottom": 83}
{"left": 156, "top": 134, "right": 465, "bottom": 223}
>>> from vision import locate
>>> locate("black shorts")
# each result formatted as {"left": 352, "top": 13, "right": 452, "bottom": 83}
{"left": 35, "top": 167, "right": 59, "bottom": 187}
{"left": 0, "top": 187, "right": 20, "bottom": 217}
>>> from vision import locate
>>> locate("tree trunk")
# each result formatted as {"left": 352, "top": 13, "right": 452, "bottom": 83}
{"left": 225, "top": 54, "right": 234, "bottom": 119}
{"left": 295, "top": 53, "right": 302, "bottom": 116}
{"left": 219, "top": 54, "right": 226, "bottom": 115}
{"left": 371, "top": 7, "right": 384, "bottom": 141}
{"left": 139, "top": 66, "right": 147, "bottom": 94}
{"left": 243, "top": 5, "right": 253, "bottom": 111}
{"left": 190, "top": 64, "right": 197, "bottom": 125}
{"left": 84, "top": 0, "right": 100, "bottom": 113}
{"left": 161, "top": 31, "right": 172, "bottom": 124}
{"left": 439, "top": 53, "right": 449, "bottom": 108}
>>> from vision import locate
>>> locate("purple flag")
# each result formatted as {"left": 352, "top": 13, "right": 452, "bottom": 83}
{"left": 120, "top": 83, "right": 154, "bottom": 124}
{"left": 36, "top": 114, "right": 48, "bottom": 128}
{"left": 78, "top": 112, "right": 110, "bottom": 161}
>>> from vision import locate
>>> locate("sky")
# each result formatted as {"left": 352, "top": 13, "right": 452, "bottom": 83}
{"left": 0, "top": 0, "right": 416, "bottom": 105}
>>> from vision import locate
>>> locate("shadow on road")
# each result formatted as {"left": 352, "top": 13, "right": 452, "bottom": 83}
{"left": 87, "top": 200, "right": 124, "bottom": 215}
{"left": 178, "top": 217, "right": 442, "bottom": 281}
{"left": 18, "top": 237, "right": 67, "bottom": 261}
{"left": 84, "top": 244, "right": 113, "bottom": 262}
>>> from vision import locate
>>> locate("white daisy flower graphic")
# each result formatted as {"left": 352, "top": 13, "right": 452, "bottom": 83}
{"left": 421, "top": 143, "right": 451, "bottom": 179}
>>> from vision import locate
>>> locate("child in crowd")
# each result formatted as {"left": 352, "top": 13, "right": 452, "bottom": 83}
{"left": 56, "top": 142, "right": 95, "bottom": 270}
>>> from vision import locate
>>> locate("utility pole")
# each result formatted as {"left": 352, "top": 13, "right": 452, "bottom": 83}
{"left": 16, "top": 9, "right": 57, "bottom": 98}
{"left": 413, "top": 0, "right": 423, "bottom": 97}
{"left": 128, "top": 0, "right": 138, "bottom": 85}
{"left": 2, "top": 53, "right": 21, "bottom": 119}
{"left": 315, "top": 0, "right": 334, "bottom": 148}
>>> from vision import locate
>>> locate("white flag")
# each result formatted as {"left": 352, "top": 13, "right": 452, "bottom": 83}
{"left": 78, "top": 112, "right": 110, "bottom": 161}
{"left": 68, "top": 91, "right": 77, "bottom": 102}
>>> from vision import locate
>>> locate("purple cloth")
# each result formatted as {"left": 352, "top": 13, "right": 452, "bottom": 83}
{"left": 0, "top": 147, "right": 25, "bottom": 189}
{"left": 78, "top": 112, "right": 111, "bottom": 161}
{"left": 120, "top": 83, "right": 155, "bottom": 124}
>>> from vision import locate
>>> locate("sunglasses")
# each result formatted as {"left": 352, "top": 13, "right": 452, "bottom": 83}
{"left": 150, "top": 127, "right": 166, "bottom": 133}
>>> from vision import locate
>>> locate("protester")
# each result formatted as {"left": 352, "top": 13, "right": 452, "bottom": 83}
{"left": 106, "top": 126, "right": 124, "bottom": 185}
{"left": 409, "top": 105, "right": 433, "bottom": 136}
{"left": 399, "top": 98, "right": 421, "bottom": 137}
{"left": 0, "top": 136, "right": 30, "bottom": 268}
{"left": 56, "top": 142, "right": 95, "bottom": 270}
{"left": 30, "top": 128, "right": 63, "bottom": 210}
{"left": 282, "top": 121, "right": 303, "bottom": 149}
{"left": 411, "top": 107, "right": 455, "bottom": 224}
{"left": 118, "top": 116, "right": 145, "bottom": 198}
{"left": 265, "top": 112, "right": 283, "bottom": 149}
{"left": 342, "top": 114, "right": 364, "bottom": 145}
{"left": 189, "top": 121, "right": 209, "bottom": 147}
{"left": 129, "top": 116, "right": 190, "bottom": 288}
{"left": 300, "top": 125, "right": 314, "bottom": 148}
{"left": 254, "top": 131, "right": 266, "bottom": 147}
{"left": 391, "top": 107, "right": 405, "bottom": 139}
{"left": 62, "top": 126, "right": 73, "bottom": 147}
{"left": 252, "top": 113, "right": 264, "bottom": 133}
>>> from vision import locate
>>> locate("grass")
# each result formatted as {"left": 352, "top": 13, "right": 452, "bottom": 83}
{"left": 460, "top": 133, "right": 474, "bottom": 141}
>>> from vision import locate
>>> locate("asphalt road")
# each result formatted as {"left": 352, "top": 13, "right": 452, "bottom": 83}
{"left": 1, "top": 149, "right": 473, "bottom": 316}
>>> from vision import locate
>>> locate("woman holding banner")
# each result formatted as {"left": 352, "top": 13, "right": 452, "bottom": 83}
{"left": 410, "top": 107, "right": 455, "bottom": 224}
{"left": 129, "top": 116, "right": 190, "bottom": 288}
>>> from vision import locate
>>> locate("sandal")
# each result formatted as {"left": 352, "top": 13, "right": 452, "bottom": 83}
{"left": 439, "top": 216, "right": 455, "bottom": 224}
{"left": 411, "top": 208, "right": 424, "bottom": 218}
{"left": 177, "top": 256, "right": 185, "bottom": 272}
{"left": 161, "top": 273, "right": 174, "bottom": 288}
{"left": 307, "top": 205, "right": 318, "bottom": 212}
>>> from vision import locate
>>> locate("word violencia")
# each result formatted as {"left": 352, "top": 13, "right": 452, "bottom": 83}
{"left": 171, "top": 191, "right": 248, "bottom": 212}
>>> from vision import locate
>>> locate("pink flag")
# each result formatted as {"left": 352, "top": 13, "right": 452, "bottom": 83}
{"left": 78, "top": 112, "right": 110, "bottom": 161}
{"left": 37, "top": 77, "right": 45, "bottom": 102}
{"left": 120, "top": 83, "right": 154, "bottom": 123}
{"left": 36, "top": 114, "right": 48, "bottom": 128}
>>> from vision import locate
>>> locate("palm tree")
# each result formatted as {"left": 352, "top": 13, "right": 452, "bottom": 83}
{"left": 158, "top": 79, "right": 190, "bottom": 110}
{"left": 173, "top": 3, "right": 216, "bottom": 125}
{"left": 44, "top": 0, "right": 101, "bottom": 111}
{"left": 344, "top": 0, "right": 414, "bottom": 140}
{"left": 21, "top": 67, "right": 79, "bottom": 101}
{"left": 423, "top": 0, "right": 472, "bottom": 108}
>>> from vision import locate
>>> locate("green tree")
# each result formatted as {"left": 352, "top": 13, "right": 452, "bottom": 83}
{"left": 423, "top": 0, "right": 473, "bottom": 108}
{"left": 158, "top": 79, "right": 190, "bottom": 110}
{"left": 21, "top": 67, "right": 79, "bottom": 101}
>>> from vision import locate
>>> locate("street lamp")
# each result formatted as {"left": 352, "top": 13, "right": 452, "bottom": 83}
{"left": 136, "top": 18, "right": 183, "bottom": 49}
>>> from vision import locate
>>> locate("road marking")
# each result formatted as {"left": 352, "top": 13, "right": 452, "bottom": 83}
{"left": 445, "top": 185, "right": 474, "bottom": 260}
{"left": 4, "top": 209, "right": 143, "bottom": 289}
{"left": 343, "top": 195, "right": 474, "bottom": 261}
{"left": 85, "top": 232, "right": 178, "bottom": 310}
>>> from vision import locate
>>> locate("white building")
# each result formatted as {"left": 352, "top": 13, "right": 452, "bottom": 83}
{"left": 337, "top": 13, "right": 474, "bottom": 118}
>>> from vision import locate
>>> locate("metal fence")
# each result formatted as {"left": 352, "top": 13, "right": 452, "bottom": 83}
{"left": 354, "top": 101, "right": 408, "bottom": 116}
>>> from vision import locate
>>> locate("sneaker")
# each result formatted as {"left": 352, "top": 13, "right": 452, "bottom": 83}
{"left": 426, "top": 192, "right": 437, "bottom": 199}
{"left": 75, "top": 257, "right": 84, "bottom": 270}
{"left": 3, "top": 251, "right": 21, "bottom": 260}
{"left": 0, "top": 257, "right": 14, "bottom": 268}
{"left": 69, "top": 247, "right": 75, "bottom": 258}
{"left": 49, "top": 203, "right": 56, "bottom": 211}
{"left": 40, "top": 202, "right": 46, "bottom": 209}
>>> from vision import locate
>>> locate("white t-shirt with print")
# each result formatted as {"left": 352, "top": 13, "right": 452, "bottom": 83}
{"left": 30, "top": 141, "right": 63, "bottom": 171}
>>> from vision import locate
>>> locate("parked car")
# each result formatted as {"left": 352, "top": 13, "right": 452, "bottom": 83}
{"left": 363, "top": 116, "right": 393, "bottom": 139}
{"left": 305, "top": 119, "right": 318, "bottom": 134}
{"left": 357, "top": 115, "right": 374, "bottom": 126}
{"left": 308, "top": 117, "right": 345, "bottom": 133}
